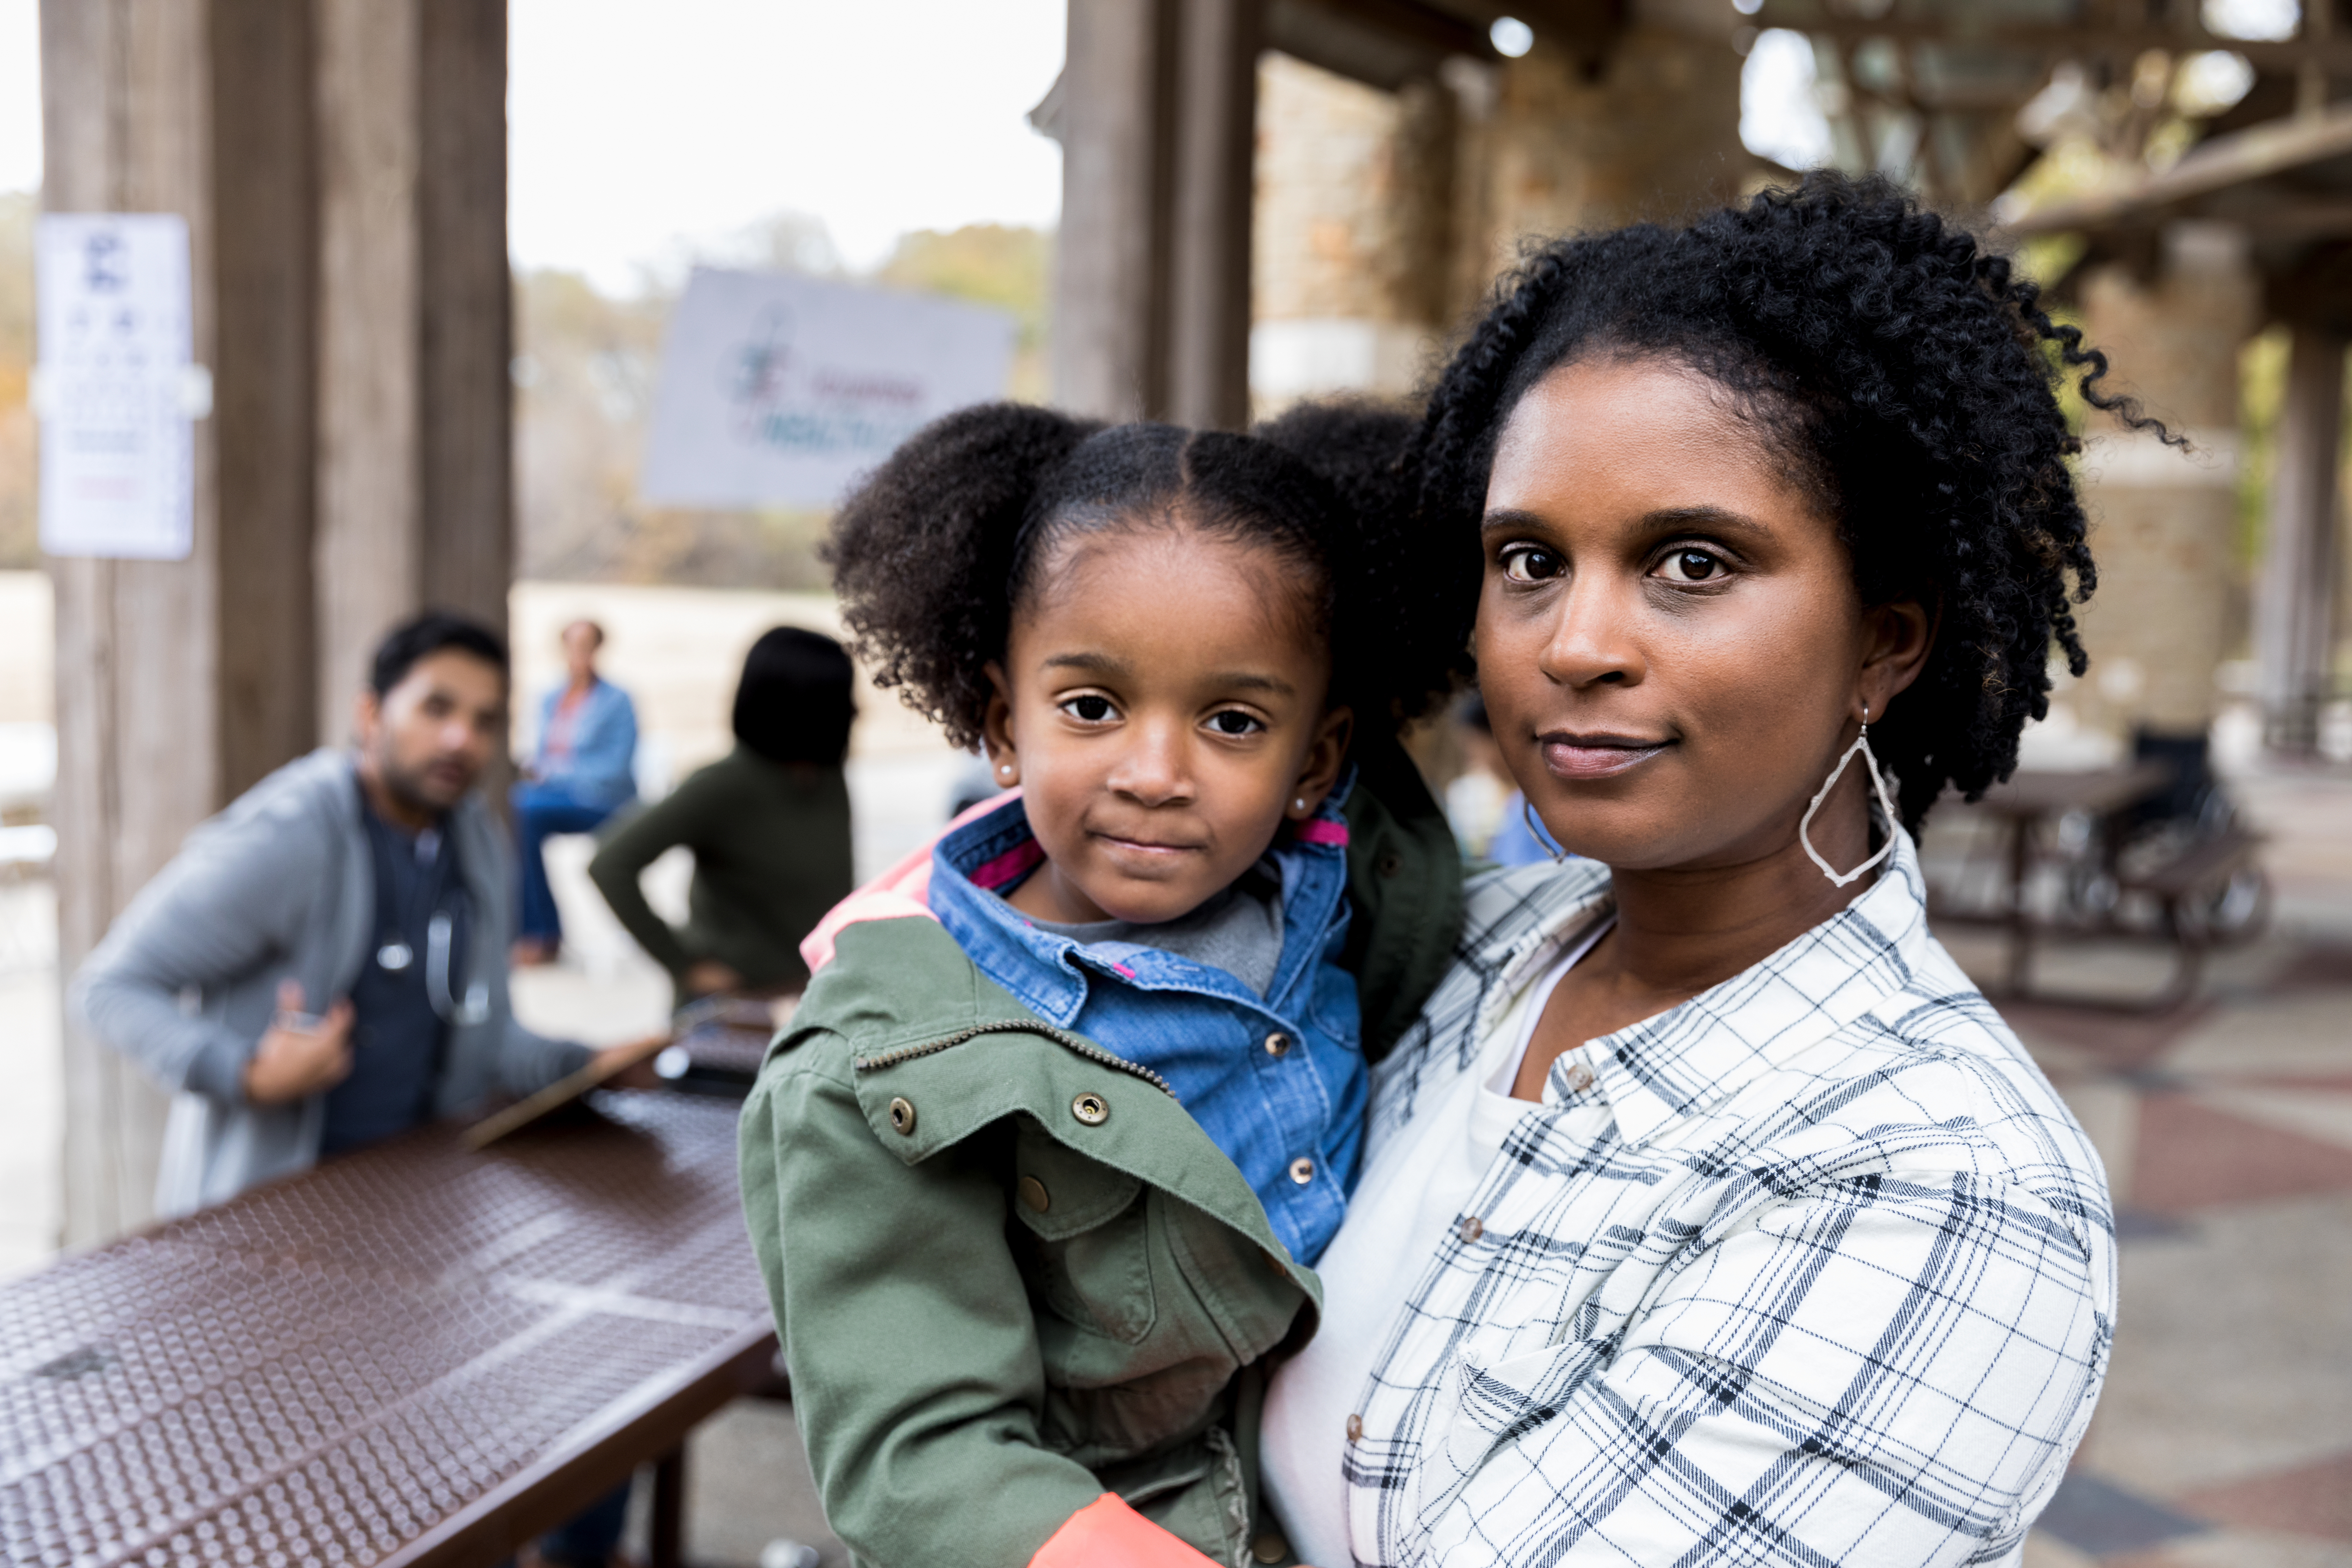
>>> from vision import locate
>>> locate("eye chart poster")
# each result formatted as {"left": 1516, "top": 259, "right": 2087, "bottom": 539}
{"left": 639, "top": 267, "right": 1014, "bottom": 510}
{"left": 35, "top": 214, "right": 199, "bottom": 561}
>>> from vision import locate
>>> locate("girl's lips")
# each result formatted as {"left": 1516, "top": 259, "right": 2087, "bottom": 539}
{"left": 1541, "top": 736, "right": 1670, "bottom": 779}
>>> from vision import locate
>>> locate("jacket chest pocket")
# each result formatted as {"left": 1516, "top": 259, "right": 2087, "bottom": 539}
{"left": 1009, "top": 1122, "right": 1158, "bottom": 1345}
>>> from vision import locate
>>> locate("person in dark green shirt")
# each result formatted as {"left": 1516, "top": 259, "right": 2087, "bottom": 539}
{"left": 589, "top": 627, "right": 856, "bottom": 1001}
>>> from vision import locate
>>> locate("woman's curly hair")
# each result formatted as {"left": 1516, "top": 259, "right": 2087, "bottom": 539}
{"left": 1412, "top": 170, "right": 2168, "bottom": 831}
{"left": 827, "top": 401, "right": 1468, "bottom": 750}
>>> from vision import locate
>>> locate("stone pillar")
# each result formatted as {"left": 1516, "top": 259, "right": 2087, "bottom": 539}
{"left": 315, "top": 0, "right": 513, "bottom": 741}
{"left": 2069, "top": 223, "right": 2261, "bottom": 745}
{"left": 1251, "top": 53, "right": 1457, "bottom": 412}
{"left": 1462, "top": 11, "right": 1746, "bottom": 287}
{"left": 42, "top": 0, "right": 319, "bottom": 1245}
{"left": 2255, "top": 325, "right": 2346, "bottom": 755}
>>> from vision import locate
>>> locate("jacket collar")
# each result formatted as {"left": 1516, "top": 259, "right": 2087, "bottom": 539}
{"left": 926, "top": 787, "right": 1353, "bottom": 1028}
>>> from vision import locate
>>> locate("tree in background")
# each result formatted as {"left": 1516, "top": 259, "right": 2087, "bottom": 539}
{"left": 0, "top": 192, "right": 32, "bottom": 569}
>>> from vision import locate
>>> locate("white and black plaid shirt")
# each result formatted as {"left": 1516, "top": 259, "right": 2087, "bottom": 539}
{"left": 1343, "top": 831, "right": 2116, "bottom": 1566}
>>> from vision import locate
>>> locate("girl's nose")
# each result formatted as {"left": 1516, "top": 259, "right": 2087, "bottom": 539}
{"left": 1105, "top": 721, "right": 1194, "bottom": 806}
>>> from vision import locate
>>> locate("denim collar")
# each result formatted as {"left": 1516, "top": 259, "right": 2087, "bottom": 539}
{"left": 927, "top": 780, "right": 1354, "bottom": 1031}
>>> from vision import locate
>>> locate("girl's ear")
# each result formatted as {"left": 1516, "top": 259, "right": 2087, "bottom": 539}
{"left": 981, "top": 662, "right": 1020, "bottom": 785}
{"left": 1287, "top": 707, "right": 1355, "bottom": 818}
{"left": 1857, "top": 597, "right": 1935, "bottom": 723}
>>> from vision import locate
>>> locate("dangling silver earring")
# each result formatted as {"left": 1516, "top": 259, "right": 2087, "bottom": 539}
{"left": 1521, "top": 795, "right": 1567, "bottom": 864}
{"left": 1799, "top": 701, "right": 1898, "bottom": 888}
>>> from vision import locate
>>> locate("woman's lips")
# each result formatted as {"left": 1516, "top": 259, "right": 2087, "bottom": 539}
{"left": 1541, "top": 734, "right": 1670, "bottom": 779}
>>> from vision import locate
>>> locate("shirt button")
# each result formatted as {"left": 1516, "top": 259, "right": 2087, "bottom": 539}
{"left": 1263, "top": 1031, "right": 1293, "bottom": 1057}
{"left": 1346, "top": 1413, "right": 1364, "bottom": 1443}
{"left": 1459, "top": 1215, "right": 1483, "bottom": 1242}
{"left": 1018, "top": 1176, "right": 1050, "bottom": 1214}
{"left": 1288, "top": 1156, "right": 1314, "bottom": 1185}
{"left": 1563, "top": 1062, "right": 1595, "bottom": 1093}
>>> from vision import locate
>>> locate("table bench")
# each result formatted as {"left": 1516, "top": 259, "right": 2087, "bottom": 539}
{"left": 0, "top": 1092, "right": 776, "bottom": 1568}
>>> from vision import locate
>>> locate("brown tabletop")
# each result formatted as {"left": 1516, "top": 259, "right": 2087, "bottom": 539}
{"left": 1969, "top": 761, "right": 2172, "bottom": 820}
{"left": 0, "top": 1092, "right": 775, "bottom": 1568}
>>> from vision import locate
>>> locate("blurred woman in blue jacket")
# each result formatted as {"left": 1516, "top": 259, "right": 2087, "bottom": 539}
{"left": 511, "top": 618, "right": 639, "bottom": 964}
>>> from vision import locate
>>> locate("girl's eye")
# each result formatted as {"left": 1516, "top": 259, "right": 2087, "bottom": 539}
{"left": 1656, "top": 548, "right": 1725, "bottom": 583}
{"left": 1205, "top": 709, "right": 1264, "bottom": 737}
{"left": 1062, "top": 694, "right": 1117, "bottom": 723}
{"left": 1500, "top": 544, "right": 1564, "bottom": 583}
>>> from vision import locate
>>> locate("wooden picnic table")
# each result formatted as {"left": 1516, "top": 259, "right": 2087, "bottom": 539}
{"left": 1949, "top": 761, "right": 2172, "bottom": 993}
{"left": 0, "top": 1091, "right": 776, "bottom": 1568}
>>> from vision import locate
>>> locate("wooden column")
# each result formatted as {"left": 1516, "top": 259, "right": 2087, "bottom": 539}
{"left": 316, "top": 0, "right": 512, "bottom": 741}
{"left": 42, "top": 0, "right": 319, "bottom": 1245}
{"left": 2256, "top": 324, "right": 2347, "bottom": 754}
{"left": 1053, "top": 0, "right": 1259, "bottom": 427}
{"left": 44, "top": 0, "right": 507, "bottom": 1245}
{"left": 1167, "top": 0, "right": 1260, "bottom": 430}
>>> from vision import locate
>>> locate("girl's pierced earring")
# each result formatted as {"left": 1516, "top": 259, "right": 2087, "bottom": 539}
{"left": 1293, "top": 797, "right": 1308, "bottom": 816}
{"left": 1522, "top": 795, "right": 1567, "bottom": 864}
{"left": 1798, "top": 700, "right": 1899, "bottom": 888}
{"left": 997, "top": 763, "right": 1014, "bottom": 779}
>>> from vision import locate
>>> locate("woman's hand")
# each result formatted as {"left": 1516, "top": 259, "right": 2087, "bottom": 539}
{"left": 685, "top": 959, "right": 745, "bottom": 997}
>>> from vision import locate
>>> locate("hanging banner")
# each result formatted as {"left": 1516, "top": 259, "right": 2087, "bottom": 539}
{"left": 638, "top": 267, "right": 1015, "bottom": 510}
{"left": 34, "top": 214, "right": 203, "bottom": 561}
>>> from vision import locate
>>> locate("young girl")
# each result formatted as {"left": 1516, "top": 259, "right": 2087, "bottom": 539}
{"left": 739, "top": 405, "right": 1467, "bottom": 1568}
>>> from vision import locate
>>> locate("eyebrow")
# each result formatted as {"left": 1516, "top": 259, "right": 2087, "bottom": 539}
{"left": 1042, "top": 652, "right": 1296, "bottom": 698}
{"left": 1481, "top": 503, "right": 1773, "bottom": 541}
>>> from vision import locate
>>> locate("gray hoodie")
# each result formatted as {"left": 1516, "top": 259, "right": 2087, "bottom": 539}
{"left": 70, "top": 748, "right": 593, "bottom": 1217}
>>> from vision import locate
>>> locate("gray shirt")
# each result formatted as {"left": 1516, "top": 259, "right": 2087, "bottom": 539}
{"left": 1021, "top": 866, "right": 1286, "bottom": 997}
{"left": 71, "top": 748, "right": 592, "bottom": 1217}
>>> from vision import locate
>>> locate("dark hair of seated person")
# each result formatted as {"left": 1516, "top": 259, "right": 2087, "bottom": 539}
{"left": 733, "top": 626, "right": 858, "bottom": 767}
{"left": 1408, "top": 169, "right": 2173, "bottom": 831}
{"left": 368, "top": 609, "right": 510, "bottom": 696}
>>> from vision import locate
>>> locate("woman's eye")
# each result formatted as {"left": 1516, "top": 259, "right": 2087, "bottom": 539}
{"left": 1656, "top": 548, "right": 1725, "bottom": 583}
{"left": 1062, "top": 694, "right": 1117, "bottom": 723}
{"left": 1206, "top": 710, "right": 1264, "bottom": 737}
{"left": 1500, "top": 545, "right": 1564, "bottom": 583}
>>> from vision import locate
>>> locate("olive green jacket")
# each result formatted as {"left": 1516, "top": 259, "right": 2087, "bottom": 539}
{"left": 739, "top": 749, "right": 1461, "bottom": 1568}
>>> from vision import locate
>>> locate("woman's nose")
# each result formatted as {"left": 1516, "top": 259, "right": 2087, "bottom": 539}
{"left": 1538, "top": 574, "right": 1646, "bottom": 689}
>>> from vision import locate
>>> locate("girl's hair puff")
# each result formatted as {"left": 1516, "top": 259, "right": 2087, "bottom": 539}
{"left": 829, "top": 401, "right": 1468, "bottom": 750}
{"left": 1411, "top": 170, "right": 2171, "bottom": 831}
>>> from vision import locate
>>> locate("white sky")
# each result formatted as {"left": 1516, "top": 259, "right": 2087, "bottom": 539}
{"left": 0, "top": 0, "right": 1067, "bottom": 292}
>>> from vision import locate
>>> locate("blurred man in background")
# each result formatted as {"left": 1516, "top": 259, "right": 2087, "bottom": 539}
{"left": 511, "top": 618, "right": 640, "bottom": 966}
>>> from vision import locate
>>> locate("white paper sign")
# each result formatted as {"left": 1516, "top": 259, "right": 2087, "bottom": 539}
{"left": 639, "top": 267, "right": 1015, "bottom": 509}
{"left": 35, "top": 214, "right": 199, "bottom": 560}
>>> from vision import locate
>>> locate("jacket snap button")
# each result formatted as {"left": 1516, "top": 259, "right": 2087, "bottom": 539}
{"left": 1346, "top": 1413, "right": 1364, "bottom": 1443}
{"left": 1018, "top": 1175, "right": 1050, "bottom": 1214}
{"left": 1376, "top": 851, "right": 1402, "bottom": 878}
{"left": 887, "top": 1097, "right": 917, "bottom": 1134}
{"left": 1251, "top": 1531, "right": 1289, "bottom": 1564}
{"left": 1460, "top": 1215, "right": 1483, "bottom": 1242}
{"left": 1071, "top": 1092, "right": 1110, "bottom": 1126}
{"left": 1263, "top": 1031, "right": 1293, "bottom": 1057}
{"left": 1288, "top": 1156, "right": 1314, "bottom": 1185}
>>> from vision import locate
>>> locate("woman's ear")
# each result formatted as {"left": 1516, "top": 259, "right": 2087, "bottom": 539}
{"left": 981, "top": 663, "right": 1020, "bottom": 786}
{"left": 1287, "top": 707, "right": 1356, "bottom": 818}
{"left": 1858, "top": 598, "right": 1935, "bottom": 721}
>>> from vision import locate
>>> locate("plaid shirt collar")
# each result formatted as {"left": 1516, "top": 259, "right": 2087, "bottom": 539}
{"left": 1462, "top": 821, "right": 1932, "bottom": 1146}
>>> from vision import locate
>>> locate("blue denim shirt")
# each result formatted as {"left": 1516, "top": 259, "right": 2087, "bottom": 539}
{"left": 930, "top": 791, "right": 1367, "bottom": 1264}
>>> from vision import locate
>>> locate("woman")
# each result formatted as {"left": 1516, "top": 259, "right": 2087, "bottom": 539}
{"left": 1262, "top": 175, "right": 2134, "bottom": 1567}
{"left": 588, "top": 626, "right": 856, "bottom": 1001}
{"left": 511, "top": 618, "right": 639, "bottom": 965}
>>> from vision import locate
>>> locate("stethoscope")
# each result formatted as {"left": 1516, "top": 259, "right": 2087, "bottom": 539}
{"left": 373, "top": 833, "right": 492, "bottom": 1026}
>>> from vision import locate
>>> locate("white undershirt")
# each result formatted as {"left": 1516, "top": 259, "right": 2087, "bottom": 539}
{"left": 1262, "top": 917, "right": 1614, "bottom": 1568}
